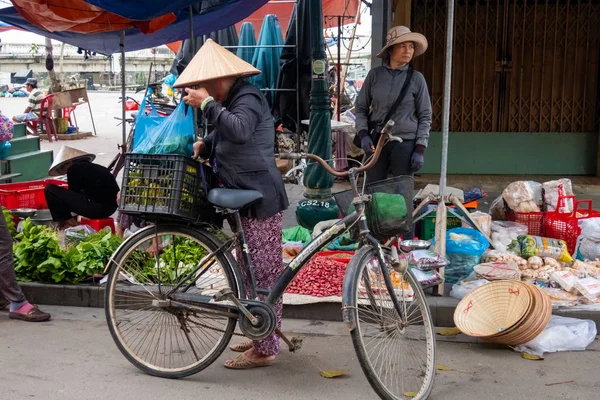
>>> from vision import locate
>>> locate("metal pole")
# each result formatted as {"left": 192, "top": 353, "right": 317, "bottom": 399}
{"left": 439, "top": 0, "right": 455, "bottom": 198}
{"left": 189, "top": 6, "right": 198, "bottom": 138}
{"left": 120, "top": 30, "right": 126, "bottom": 147}
{"left": 295, "top": 1, "right": 301, "bottom": 153}
{"left": 336, "top": 16, "right": 341, "bottom": 121}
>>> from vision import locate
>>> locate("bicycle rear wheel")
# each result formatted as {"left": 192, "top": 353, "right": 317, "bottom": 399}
{"left": 349, "top": 247, "right": 436, "bottom": 400}
{"left": 105, "top": 224, "right": 241, "bottom": 379}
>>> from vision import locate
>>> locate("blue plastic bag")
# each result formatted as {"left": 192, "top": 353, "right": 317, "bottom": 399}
{"left": 434, "top": 228, "right": 490, "bottom": 284}
{"left": 133, "top": 101, "right": 194, "bottom": 157}
{"left": 132, "top": 96, "right": 165, "bottom": 151}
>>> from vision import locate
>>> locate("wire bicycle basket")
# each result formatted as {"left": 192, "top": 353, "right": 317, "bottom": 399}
{"left": 333, "top": 175, "right": 414, "bottom": 240}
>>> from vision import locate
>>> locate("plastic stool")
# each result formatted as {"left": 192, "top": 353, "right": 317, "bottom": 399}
{"left": 79, "top": 217, "right": 115, "bottom": 234}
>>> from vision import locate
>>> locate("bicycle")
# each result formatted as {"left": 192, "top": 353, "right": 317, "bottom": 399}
{"left": 104, "top": 121, "right": 436, "bottom": 400}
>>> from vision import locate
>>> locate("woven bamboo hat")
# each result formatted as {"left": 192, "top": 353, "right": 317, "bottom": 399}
{"left": 49, "top": 146, "right": 95, "bottom": 176}
{"left": 483, "top": 283, "right": 552, "bottom": 346}
{"left": 172, "top": 39, "right": 261, "bottom": 88}
{"left": 453, "top": 280, "right": 532, "bottom": 337}
{"left": 377, "top": 26, "right": 428, "bottom": 59}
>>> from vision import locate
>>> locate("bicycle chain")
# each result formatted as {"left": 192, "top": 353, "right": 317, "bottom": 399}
{"left": 184, "top": 312, "right": 246, "bottom": 337}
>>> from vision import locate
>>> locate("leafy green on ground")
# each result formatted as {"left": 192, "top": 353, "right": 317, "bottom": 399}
{"left": 14, "top": 219, "right": 123, "bottom": 284}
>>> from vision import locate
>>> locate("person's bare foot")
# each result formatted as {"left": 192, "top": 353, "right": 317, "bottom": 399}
{"left": 224, "top": 348, "right": 275, "bottom": 369}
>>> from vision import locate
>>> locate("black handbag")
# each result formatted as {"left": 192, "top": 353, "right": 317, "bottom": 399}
{"left": 353, "top": 67, "right": 414, "bottom": 149}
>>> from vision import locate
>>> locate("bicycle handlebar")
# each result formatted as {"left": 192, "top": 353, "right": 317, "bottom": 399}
{"left": 277, "top": 120, "right": 395, "bottom": 178}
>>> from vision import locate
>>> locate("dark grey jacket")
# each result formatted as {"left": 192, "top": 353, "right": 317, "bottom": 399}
{"left": 202, "top": 80, "right": 289, "bottom": 219}
{"left": 355, "top": 64, "right": 432, "bottom": 147}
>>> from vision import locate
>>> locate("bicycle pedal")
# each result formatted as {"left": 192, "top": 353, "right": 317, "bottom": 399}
{"left": 290, "top": 336, "right": 303, "bottom": 352}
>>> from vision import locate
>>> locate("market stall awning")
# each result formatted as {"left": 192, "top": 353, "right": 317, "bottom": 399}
{"left": 10, "top": 0, "right": 176, "bottom": 34}
{"left": 0, "top": 0, "right": 269, "bottom": 55}
{"left": 82, "top": 0, "right": 206, "bottom": 21}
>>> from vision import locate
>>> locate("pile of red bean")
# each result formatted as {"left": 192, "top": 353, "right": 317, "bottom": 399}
{"left": 285, "top": 256, "right": 348, "bottom": 297}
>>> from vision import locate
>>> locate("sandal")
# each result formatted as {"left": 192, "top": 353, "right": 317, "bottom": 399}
{"left": 224, "top": 353, "right": 274, "bottom": 370}
{"left": 9, "top": 306, "right": 51, "bottom": 322}
{"left": 229, "top": 340, "right": 253, "bottom": 352}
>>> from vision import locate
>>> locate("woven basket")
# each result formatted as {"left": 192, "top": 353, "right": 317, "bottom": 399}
{"left": 454, "top": 280, "right": 532, "bottom": 337}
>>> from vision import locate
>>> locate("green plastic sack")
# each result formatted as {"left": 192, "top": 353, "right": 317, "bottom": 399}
{"left": 282, "top": 226, "right": 312, "bottom": 245}
{"left": 347, "top": 193, "right": 407, "bottom": 221}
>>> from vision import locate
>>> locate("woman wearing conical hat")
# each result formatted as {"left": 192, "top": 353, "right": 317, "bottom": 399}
{"left": 355, "top": 26, "right": 432, "bottom": 183}
{"left": 175, "top": 39, "right": 289, "bottom": 370}
{"left": 44, "top": 146, "right": 120, "bottom": 229}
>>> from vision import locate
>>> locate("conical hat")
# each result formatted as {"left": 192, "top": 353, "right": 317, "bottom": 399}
{"left": 172, "top": 39, "right": 261, "bottom": 88}
{"left": 49, "top": 146, "right": 95, "bottom": 176}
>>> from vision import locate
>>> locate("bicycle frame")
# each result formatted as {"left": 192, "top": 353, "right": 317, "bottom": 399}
{"left": 155, "top": 168, "right": 405, "bottom": 328}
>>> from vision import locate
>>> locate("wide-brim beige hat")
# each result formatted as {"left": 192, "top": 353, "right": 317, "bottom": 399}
{"left": 49, "top": 146, "right": 95, "bottom": 176}
{"left": 173, "top": 39, "right": 261, "bottom": 88}
{"left": 377, "top": 26, "right": 428, "bottom": 59}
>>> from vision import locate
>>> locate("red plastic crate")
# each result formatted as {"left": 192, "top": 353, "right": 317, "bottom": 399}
{"left": 79, "top": 217, "right": 115, "bottom": 234}
{"left": 545, "top": 196, "right": 600, "bottom": 254}
{"left": 0, "top": 179, "right": 68, "bottom": 210}
{"left": 506, "top": 210, "right": 545, "bottom": 236}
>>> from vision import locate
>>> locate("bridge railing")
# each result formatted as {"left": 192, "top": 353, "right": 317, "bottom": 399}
{"left": 0, "top": 43, "right": 173, "bottom": 59}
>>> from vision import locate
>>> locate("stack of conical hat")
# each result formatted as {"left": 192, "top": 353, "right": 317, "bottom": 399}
{"left": 173, "top": 39, "right": 261, "bottom": 88}
{"left": 453, "top": 280, "right": 552, "bottom": 346}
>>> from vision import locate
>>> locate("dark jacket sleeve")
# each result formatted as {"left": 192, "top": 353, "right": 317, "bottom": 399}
{"left": 354, "top": 69, "right": 374, "bottom": 133}
{"left": 413, "top": 72, "right": 432, "bottom": 148}
{"left": 202, "top": 92, "right": 262, "bottom": 145}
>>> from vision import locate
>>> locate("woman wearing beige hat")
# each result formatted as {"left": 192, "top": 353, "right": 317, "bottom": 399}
{"left": 174, "top": 40, "right": 289, "bottom": 370}
{"left": 355, "top": 26, "right": 432, "bottom": 183}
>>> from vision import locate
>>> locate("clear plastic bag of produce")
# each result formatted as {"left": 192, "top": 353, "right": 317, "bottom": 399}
{"left": 509, "top": 235, "right": 573, "bottom": 262}
{"left": 133, "top": 101, "right": 194, "bottom": 157}
{"left": 514, "top": 315, "right": 597, "bottom": 357}
{"left": 491, "top": 221, "right": 528, "bottom": 252}
{"left": 437, "top": 228, "right": 490, "bottom": 284}
{"left": 410, "top": 268, "right": 444, "bottom": 289}
{"left": 502, "top": 181, "right": 542, "bottom": 213}
{"left": 449, "top": 279, "right": 489, "bottom": 300}
{"left": 62, "top": 224, "right": 97, "bottom": 247}
{"left": 407, "top": 249, "right": 449, "bottom": 271}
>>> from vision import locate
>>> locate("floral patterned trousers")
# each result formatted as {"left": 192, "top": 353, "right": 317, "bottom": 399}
{"left": 233, "top": 212, "right": 284, "bottom": 356}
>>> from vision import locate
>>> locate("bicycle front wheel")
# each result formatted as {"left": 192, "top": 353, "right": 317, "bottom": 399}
{"left": 349, "top": 247, "right": 436, "bottom": 400}
{"left": 105, "top": 224, "right": 241, "bottom": 379}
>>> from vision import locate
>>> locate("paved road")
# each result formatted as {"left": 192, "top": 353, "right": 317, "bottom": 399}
{"left": 0, "top": 306, "right": 597, "bottom": 400}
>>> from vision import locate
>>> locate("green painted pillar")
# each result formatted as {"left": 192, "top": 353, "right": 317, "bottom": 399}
{"left": 295, "top": 0, "right": 339, "bottom": 230}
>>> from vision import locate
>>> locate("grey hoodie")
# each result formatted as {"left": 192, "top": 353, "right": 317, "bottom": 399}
{"left": 354, "top": 64, "right": 432, "bottom": 147}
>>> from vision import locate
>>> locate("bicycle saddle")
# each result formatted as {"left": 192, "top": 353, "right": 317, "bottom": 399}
{"left": 208, "top": 188, "right": 263, "bottom": 210}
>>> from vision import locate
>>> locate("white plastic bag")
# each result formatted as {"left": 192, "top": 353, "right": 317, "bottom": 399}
{"left": 514, "top": 315, "right": 597, "bottom": 356}
{"left": 449, "top": 279, "right": 489, "bottom": 300}
{"left": 580, "top": 218, "right": 600, "bottom": 242}
{"left": 491, "top": 221, "right": 528, "bottom": 253}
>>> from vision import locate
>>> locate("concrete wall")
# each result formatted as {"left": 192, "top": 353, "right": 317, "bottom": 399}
{"left": 421, "top": 131, "right": 599, "bottom": 175}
